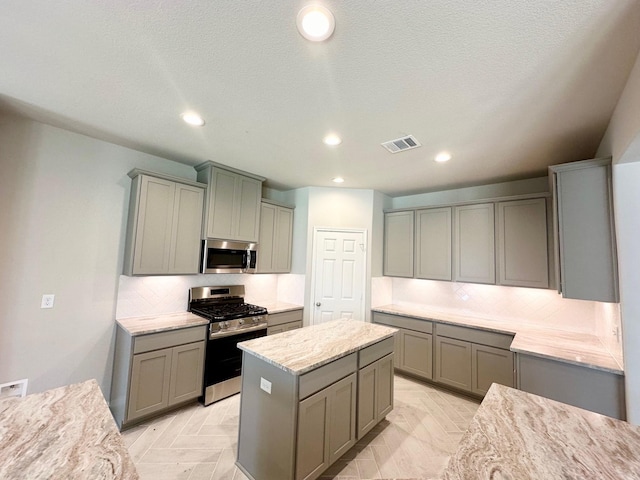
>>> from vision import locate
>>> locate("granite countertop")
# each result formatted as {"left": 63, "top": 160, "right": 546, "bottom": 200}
{"left": 373, "top": 304, "right": 622, "bottom": 374}
{"left": 443, "top": 383, "right": 640, "bottom": 479}
{"left": 0, "top": 379, "right": 138, "bottom": 480}
{"left": 238, "top": 318, "right": 397, "bottom": 375}
{"left": 259, "top": 301, "right": 303, "bottom": 314}
{"left": 116, "top": 311, "right": 209, "bottom": 336}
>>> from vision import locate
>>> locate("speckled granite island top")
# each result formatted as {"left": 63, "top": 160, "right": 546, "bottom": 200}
{"left": 443, "top": 383, "right": 640, "bottom": 479}
{"left": 373, "top": 304, "right": 622, "bottom": 374}
{"left": 0, "top": 379, "right": 138, "bottom": 480}
{"left": 238, "top": 319, "right": 397, "bottom": 375}
{"left": 116, "top": 311, "right": 209, "bottom": 336}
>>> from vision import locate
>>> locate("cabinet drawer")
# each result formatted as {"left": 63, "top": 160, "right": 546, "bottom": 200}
{"left": 372, "top": 312, "right": 433, "bottom": 334}
{"left": 299, "top": 353, "right": 357, "bottom": 400}
{"left": 436, "top": 323, "right": 512, "bottom": 349}
{"left": 359, "top": 337, "right": 394, "bottom": 368}
{"left": 268, "top": 309, "right": 303, "bottom": 327}
{"left": 134, "top": 326, "right": 207, "bottom": 354}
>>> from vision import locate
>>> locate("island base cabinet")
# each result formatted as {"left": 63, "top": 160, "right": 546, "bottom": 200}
{"left": 357, "top": 354, "right": 394, "bottom": 439}
{"left": 296, "top": 373, "right": 357, "bottom": 480}
{"left": 517, "top": 354, "right": 625, "bottom": 420}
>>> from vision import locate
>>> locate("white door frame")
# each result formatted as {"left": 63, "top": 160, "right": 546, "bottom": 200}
{"left": 309, "top": 227, "right": 368, "bottom": 324}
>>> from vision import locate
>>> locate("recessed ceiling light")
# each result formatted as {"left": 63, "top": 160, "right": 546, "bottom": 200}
{"left": 181, "top": 112, "right": 205, "bottom": 127}
{"left": 323, "top": 134, "right": 342, "bottom": 146}
{"left": 332, "top": 177, "right": 344, "bottom": 183}
{"left": 297, "top": 5, "right": 335, "bottom": 42}
{"left": 435, "top": 151, "right": 452, "bottom": 163}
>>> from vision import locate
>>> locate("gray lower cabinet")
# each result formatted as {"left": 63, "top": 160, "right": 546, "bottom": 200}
{"left": 372, "top": 312, "right": 433, "bottom": 381}
{"left": 415, "top": 207, "right": 452, "bottom": 280}
{"left": 549, "top": 158, "right": 619, "bottom": 302}
{"left": 434, "top": 336, "right": 472, "bottom": 391}
{"left": 398, "top": 330, "right": 433, "bottom": 380}
{"left": 517, "top": 354, "right": 625, "bottom": 420}
{"left": 453, "top": 203, "right": 496, "bottom": 284}
{"left": 267, "top": 308, "right": 303, "bottom": 335}
{"left": 110, "top": 325, "right": 207, "bottom": 429}
{"left": 257, "top": 201, "right": 294, "bottom": 273}
{"left": 357, "top": 353, "right": 394, "bottom": 439}
{"left": 296, "top": 373, "right": 357, "bottom": 480}
{"left": 237, "top": 338, "right": 393, "bottom": 480}
{"left": 434, "top": 324, "right": 514, "bottom": 397}
{"left": 496, "top": 198, "right": 549, "bottom": 288}
{"left": 123, "top": 170, "right": 206, "bottom": 276}
{"left": 471, "top": 343, "right": 515, "bottom": 396}
{"left": 383, "top": 211, "right": 414, "bottom": 277}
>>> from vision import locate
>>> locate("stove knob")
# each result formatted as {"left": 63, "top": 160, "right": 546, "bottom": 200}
{"left": 238, "top": 319, "right": 244, "bottom": 325}
{"left": 221, "top": 321, "right": 229, "bottom": 329}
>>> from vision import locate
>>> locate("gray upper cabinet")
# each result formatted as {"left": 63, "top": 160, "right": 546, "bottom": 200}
{"left": 195, "top": 162, "right": 265, "bottom": 243}
{"left": 496, "top": 198, "right": 549, "bottom": 288}
{"left": 549, "top": 158, "right": 619, "bottom": 302}
{"left": 257, "top": 200, "right": 294, "bottom": 273}
{"left": 383, "top": 211, "right": 414, "bottom": 277}
{"left": 453, "top": 203, "right": 495, "bottom": 284}
{"left": 123, "top": 170, "right": 205, "bottom": 276}
{"left": 415, "top": 207, "right": 452, "bottom": 280}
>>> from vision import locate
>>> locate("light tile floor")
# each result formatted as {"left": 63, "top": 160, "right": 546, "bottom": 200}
{"left": 122, "top": 374, "right": 480, "bottom": 480}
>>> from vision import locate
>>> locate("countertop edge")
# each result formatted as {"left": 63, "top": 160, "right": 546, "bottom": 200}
{"left": 266, "top": 304, "right": 304, "bottom": 314}
{"left": 372, "top": 306, "right": 623, "bottom": 375}
{"left": 239, "top": 331, "right": 396, "bottom": 375}
{"left": 510, "top": 344, "right": 623, "bottom": 375}
{"left": 116, "top": 314, "right": 209, "bottom": 337}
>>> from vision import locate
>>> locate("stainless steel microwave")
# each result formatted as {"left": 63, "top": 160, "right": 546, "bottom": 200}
{"left": 201, "top": 239, "right": 257, "bottom": 274}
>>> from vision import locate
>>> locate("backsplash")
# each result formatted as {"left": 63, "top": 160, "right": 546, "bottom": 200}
{"left": 116, "top": 274, "right": 281, "bottom": 319}
{"left": 371, "top": 277, "right": 623, "bottom": 367}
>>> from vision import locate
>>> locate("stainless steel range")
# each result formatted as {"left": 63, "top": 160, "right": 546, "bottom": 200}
{"left": 188, "top": 285, "right": 267, "bottom": 405}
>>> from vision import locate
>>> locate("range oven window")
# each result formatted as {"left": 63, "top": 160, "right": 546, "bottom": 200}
{"left": 205, "top": 248, "right": 246, "bottom": 270}
{"left": 204, "top": 328, "right": 266, "bottom": 386}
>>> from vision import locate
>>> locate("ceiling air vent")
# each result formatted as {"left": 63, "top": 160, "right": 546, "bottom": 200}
{"left": 381, "top": 135, "right": 422, "bottom": 153}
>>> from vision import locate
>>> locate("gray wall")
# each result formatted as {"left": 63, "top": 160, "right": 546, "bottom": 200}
{"left": 597, "top": 48, "right": 640, "bottom": 424}
{"left": 0, "top": 111, "right": 195, "bottom": 397}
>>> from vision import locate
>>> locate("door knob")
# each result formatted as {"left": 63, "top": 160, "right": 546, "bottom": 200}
{"left": 316, "top": 302, "right": 321, "bottom": 307}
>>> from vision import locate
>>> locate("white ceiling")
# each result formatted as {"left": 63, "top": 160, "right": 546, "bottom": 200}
{"left": 1, "top": 1, "right": 639, "bottom": 196}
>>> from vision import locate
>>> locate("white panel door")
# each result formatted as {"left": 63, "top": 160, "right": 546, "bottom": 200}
{"left": 312, "top": 230, "right": 366, "bottom": 325}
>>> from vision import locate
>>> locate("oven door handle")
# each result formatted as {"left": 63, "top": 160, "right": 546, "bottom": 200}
{"left": 209, "top": 323, "right": 268, "bottom": 340}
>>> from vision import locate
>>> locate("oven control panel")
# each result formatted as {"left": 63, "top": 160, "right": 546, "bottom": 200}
{"left": 209, "top": 315, "right": 268, "bottom": 339}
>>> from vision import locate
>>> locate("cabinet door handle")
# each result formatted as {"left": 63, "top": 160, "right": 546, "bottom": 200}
{"left": 315, "top": 302, "right": 321, "bottom": 307}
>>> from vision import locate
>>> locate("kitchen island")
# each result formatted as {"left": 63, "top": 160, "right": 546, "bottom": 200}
{"left": 236, "top": 319, "right": 397, "bottom": 480}
{"left": 0, "top": 379, "right": 138, "bottom": 479}
{"left": 443, "top": 383, "right": 640, "bottom": 479}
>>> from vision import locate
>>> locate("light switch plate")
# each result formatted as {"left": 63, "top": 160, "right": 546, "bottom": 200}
{"left": 260, "top": 377, "right": 272, "bottom": 394}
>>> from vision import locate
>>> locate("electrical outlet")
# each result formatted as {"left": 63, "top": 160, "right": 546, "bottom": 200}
{"left": 41, "top": 294, "right": 55, "bottom": 309}
{"left": 260, "top": 377, "right": 272, "bottom": 394}
{"left": 0, "top": 379, "right": 28, "bottom": 398}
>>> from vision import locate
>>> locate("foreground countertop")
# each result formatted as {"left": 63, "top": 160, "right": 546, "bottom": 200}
{"left": 116, "top": 311, "right": 209, "bottom": 336}
{"left": 443, "top": 383, "right": 640, "bottom": 479}
{"left": 238, "top": 319, "right": 397, "bottom": 375}
{"left": 373, "top": 304, "right": 622, "bottom": 374}
{"left": 0, "top": 379, "right": 138, "bottom": 480}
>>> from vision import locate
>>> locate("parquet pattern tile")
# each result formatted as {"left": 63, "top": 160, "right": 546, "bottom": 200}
{"left": 123, "top": 374, "right": 479, "bottom": 480}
